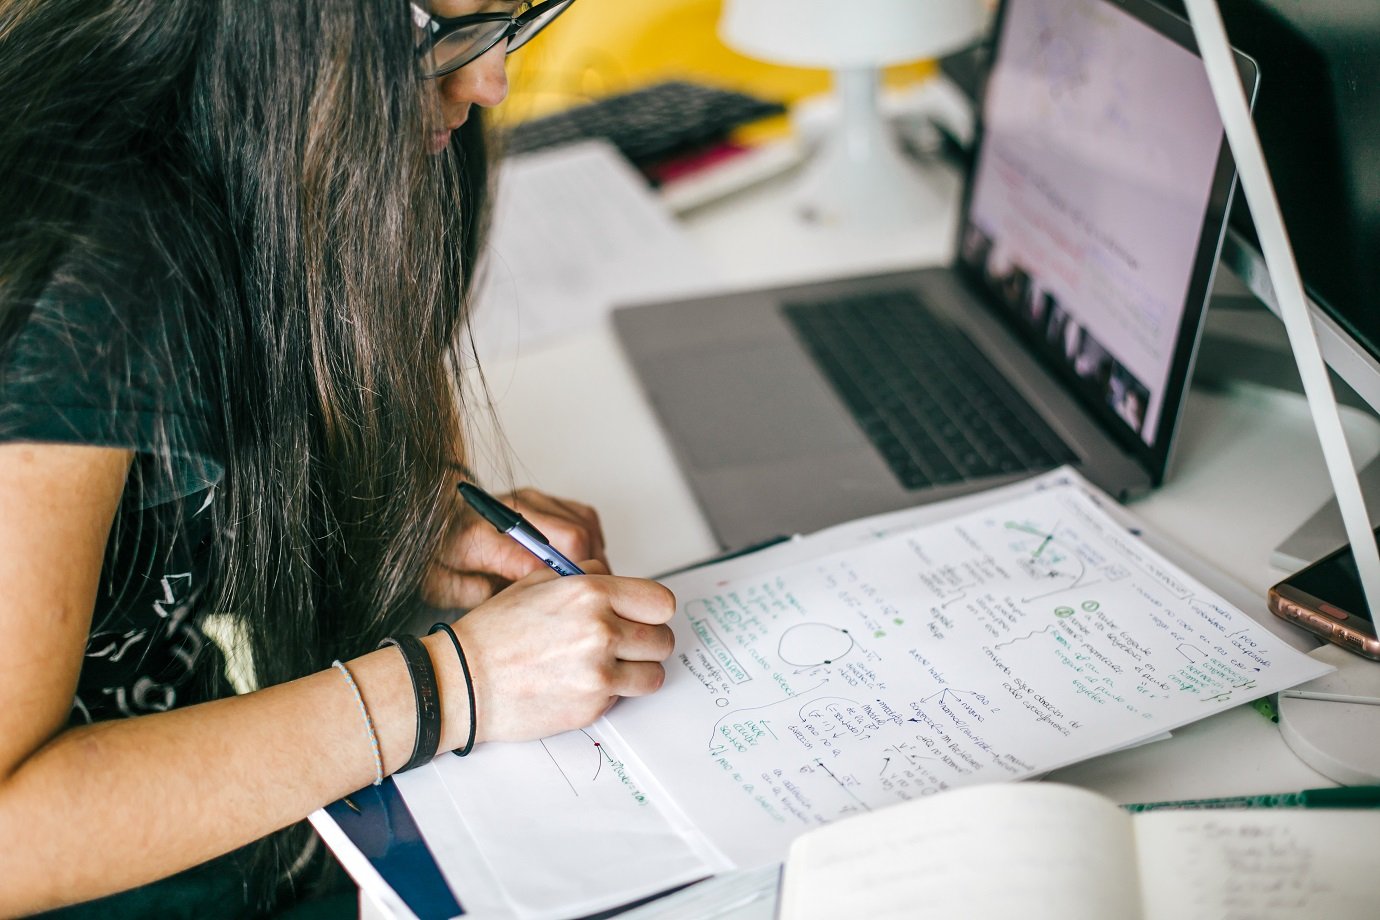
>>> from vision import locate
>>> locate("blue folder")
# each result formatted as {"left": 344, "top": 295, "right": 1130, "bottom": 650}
{"left": 324, "top": 779, "right": 463, "bottom": 919}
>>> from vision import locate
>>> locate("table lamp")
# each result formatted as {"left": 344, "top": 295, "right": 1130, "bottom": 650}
{"left": 719, "top": 0, "right": 986, "bottom": 229}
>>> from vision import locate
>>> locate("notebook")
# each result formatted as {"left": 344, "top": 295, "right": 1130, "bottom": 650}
{"left": 613, "top": 0, "right": 1258, "bottom": 551}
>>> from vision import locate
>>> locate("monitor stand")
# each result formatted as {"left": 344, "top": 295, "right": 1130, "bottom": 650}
{"left": 1272, "top": 453, "right": 1380, "bottom": 572}
{"left": 1193, "top": 289, "right": 1380, "bottom": 570}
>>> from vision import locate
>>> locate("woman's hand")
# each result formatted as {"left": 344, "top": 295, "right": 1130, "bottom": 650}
{"left": 448, "top": 561, "right": 677, "bottom": 743}
{"left": 424, "top": 486, "right": 608, "bottom": 609}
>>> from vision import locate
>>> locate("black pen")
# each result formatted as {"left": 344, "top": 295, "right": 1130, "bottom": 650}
{"left": 458, "top": 482, "right": 585, "bottom": 577}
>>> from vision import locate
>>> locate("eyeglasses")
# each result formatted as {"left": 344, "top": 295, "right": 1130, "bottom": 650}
{"left": 411, "top": 0, "right": 576, "bottom": 80}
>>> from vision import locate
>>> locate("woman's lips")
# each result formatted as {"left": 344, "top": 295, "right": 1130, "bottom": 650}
{"left": 429, "top": 112, "right": 468, "bottom": 154}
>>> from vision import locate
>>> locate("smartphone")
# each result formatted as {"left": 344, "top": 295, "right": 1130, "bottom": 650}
{"left": 1269, "top": 535, "right": 1380, "bottom": 660}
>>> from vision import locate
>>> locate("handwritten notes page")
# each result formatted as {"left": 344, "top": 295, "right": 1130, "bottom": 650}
{"left": 603, "top": 479, "right": 1331, "bottom": 869}
{"left": 1136, "top": 809, "right": 1380, "bottom": 919}
{"left": 397, "top": 474, "right": 1331, "bottom": 918}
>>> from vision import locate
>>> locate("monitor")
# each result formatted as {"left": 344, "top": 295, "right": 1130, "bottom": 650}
{"left": 1206, "top": 0, "right": 1380, "bottom": 567}
{"left": 1183, "top": 0, "right": 1380, "bottom": 786}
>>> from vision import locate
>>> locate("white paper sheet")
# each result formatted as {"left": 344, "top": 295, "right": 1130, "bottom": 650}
{"left": 420, "top": 723, "right": 719, "bottom": 920}
{"left": 468, "top": 140, "right": 718, "bottom": 362}
{"left": 602, "top": 477, "right": 1332, "bottom": 869}
{"left": 395, "top": 470, "right": 1332, "bottom": 917}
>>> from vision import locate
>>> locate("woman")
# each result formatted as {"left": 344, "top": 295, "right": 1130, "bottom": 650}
{"left": 0, "top": 0, "right": 675, "bottom": 915}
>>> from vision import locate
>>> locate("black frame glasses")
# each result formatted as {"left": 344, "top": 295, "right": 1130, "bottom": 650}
{"left": 412, "top": 0, "right": 576, "bottom": 80}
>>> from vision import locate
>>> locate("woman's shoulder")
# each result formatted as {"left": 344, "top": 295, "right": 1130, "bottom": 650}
{"left": 1, "top": 212, "right": 224, "bottom": 506}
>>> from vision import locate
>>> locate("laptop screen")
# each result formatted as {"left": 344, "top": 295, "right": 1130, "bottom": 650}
{"left": 957, "top": 0, "right": 1248, "bottom": 464}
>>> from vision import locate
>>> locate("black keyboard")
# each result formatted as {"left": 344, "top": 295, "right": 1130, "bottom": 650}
{"left": 505, "top": 81, "right": 785, "bottom": 174}
{"left": 783, "top": 290, "right": 1076, "bottom": 490}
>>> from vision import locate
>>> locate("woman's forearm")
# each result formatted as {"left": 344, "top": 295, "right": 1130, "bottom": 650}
{"left": 0, "top": 633, "right": 468, "bottom": 916}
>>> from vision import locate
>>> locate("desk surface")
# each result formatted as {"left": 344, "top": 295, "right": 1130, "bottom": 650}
{"left": 467, "top": 151, "right": 1380, "bottom": 798}
{"left": 397, "top": 145, "right": 1380, "bottom": 919}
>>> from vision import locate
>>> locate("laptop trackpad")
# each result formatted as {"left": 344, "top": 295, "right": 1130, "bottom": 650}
{"left": 650, "top": 343, "right": 864, "bottom": 468}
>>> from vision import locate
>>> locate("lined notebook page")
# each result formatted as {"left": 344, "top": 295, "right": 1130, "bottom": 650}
{"left": 778, "top": 783, "right": 1140, "bottom": 920}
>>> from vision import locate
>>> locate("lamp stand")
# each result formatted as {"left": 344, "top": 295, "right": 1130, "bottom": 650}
{"left": 793, "top": 66, "right": 943, "bottom": 230}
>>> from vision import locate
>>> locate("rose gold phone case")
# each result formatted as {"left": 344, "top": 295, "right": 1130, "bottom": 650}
{"left": 1268, "top": 583, "right": 1380, "bottom": 661}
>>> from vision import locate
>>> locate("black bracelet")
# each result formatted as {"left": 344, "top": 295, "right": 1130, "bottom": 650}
{"left": 378, "top": 634, "right": 442, "bottom": 772}
{"left": 429, "top": 621, "right": 478, "bottom": 757}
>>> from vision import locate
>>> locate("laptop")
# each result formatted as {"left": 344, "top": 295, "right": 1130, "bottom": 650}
{"left": 613, "top": 0, "right": 1257, "bottom": 550}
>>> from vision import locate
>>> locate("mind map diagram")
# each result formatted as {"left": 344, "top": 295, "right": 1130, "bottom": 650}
{"left": 650, "top": 487, "right": 1278, "bottom": 832}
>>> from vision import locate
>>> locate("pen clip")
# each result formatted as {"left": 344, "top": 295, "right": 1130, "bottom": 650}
{"left": 515, "top": 519, "right": 553, "bottom": 545}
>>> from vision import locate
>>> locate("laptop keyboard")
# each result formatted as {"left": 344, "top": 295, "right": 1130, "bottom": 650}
{"left": 782, "top": 289, "right": 1077, "bottom": 490}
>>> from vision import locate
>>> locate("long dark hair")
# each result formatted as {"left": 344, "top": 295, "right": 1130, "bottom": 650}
{"left": 1, "top": 0, "right": 490, "bottom": 907}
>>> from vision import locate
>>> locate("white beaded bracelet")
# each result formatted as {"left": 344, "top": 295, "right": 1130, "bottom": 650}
{"left": 333, "top": 659, "right": 384, "bottom": 787}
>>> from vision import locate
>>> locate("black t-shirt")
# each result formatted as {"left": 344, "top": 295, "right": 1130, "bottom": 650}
{"left": 0, "top": 267, "right": 228, "bottom": 724}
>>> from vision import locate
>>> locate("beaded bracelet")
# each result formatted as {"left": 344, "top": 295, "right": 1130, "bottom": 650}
{"left": 430, "top": 621, "right": 478, "bottom": 757}
{"left": 378, "top": 634, "right": 443, "bottom": 772}
{"left": 332, "top": 660, "right": 384, "bottom": 786}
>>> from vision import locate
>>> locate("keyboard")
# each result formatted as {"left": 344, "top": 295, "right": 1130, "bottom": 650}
{"left": 782, "top": 289, "right": 1076, "bottom": 490}
{"left": 505, "top": 80, "right": 785, "bottom": 177}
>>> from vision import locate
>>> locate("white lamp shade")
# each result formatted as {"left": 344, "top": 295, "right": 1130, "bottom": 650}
{"left": 720, "top": 0, "right": 987, "bottom": 69}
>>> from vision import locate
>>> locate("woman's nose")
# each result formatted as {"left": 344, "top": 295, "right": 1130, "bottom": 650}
{"left": 439, "top": 40, "right": 509, "bottom": 108}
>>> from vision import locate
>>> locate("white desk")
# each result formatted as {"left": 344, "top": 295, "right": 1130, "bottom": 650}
{"left": 468, "top": 149, "right": 1380, "bottom": 799}
{"left": 384, "top": 147, "right": 1380, "bottom": 919}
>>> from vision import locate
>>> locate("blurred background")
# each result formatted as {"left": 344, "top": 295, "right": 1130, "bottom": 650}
{"left": 495, "top": 0, "right": 938, "bottom": 134}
